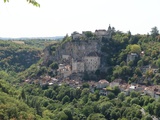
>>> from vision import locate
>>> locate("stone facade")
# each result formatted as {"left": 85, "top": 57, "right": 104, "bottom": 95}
{"left": 72, "top": 60, "right": 85, "bottom": 73}
{"left": 84, "top": 53, "right": 100, "bottom": 72}
{"left": 97, "top": 79, "right": 109, "bottom": 89}
{"left": 71, "top": 31, "right": 82, "bottom": 40}
{"left": 62, "top": 55, "right": 70, "bottom": 60}
{"left": 127, "top": 53, "right": 138, "bottom": 63}
{"left": 95, "top": 25, "right": 112, "bottom": 38}
{"left": 71, "top": 52, "right": 100, "bottom": 73}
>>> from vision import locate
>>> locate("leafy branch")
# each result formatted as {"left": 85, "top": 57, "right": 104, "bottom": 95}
{"left": 4, "top": 0, "right": 40, "bottom": 7}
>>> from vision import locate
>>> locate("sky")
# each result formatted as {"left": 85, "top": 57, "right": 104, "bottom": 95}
{"left": 0, "top": 0, "right": 160, "bottom": 38}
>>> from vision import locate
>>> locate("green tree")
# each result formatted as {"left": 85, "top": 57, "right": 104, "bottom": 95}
{"left": 87, "top": 113, "right": 106, "bottom": 120}
{"left": 107, "top": 92, "right": 116, "bottom": 100}
{"left": 154, "top": 102, "right": 160, "bottom": 117}
{"left": 151, "top": 26, "right": 159, "bottom": 37}
{"left": 50, "top": 62, "right": 58, "bottom": 69}
{"left": 62, "top": 95, "right": 70, "bottom": 104}
{"left": 118, "top": 92, "right": 125, "bottom": 101}
{"left": 83, "top": 31, "right": 94, "bottom": 38}
{"left": 134, "top": 67, "right": 142, "bottom": 77}
{"left": 156, "top": 58, "right": 160, "bottom": 68}
{"left": 130, "top": 44, "right": 141, "bottom": 54}
{"left": 112, "top": 86, "right": 121, "bottom": 96}
{"left": 126, "top": 44, "right": 141, "bottom": 54}
{"left": 21, "top": 89, "right": 26, "bottom": 100}
{"left": 63, "top": 108, "right": 73, "bottom": 120}
{"left": 82, "top": 105, "right": 94, "bottom": 117}
{"left": 58, "top": 111, "right": 68, "bottom": 120}
{"left": 4, "top": 0, "right": 40, "bottom": 7}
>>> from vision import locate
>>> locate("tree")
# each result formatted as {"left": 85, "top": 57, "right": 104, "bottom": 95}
{"left": 82, "top": 106, "right": 94, "bottom": 117}
{"left": 87, "top": 113, "right": 106, "bottom": 120}
{"left": 63, "top": 108, "right": 73, "bottom": 120}
{"left": 129, "top": 44, "right": 141, "bottom": 54}
{"left": 4, "top": 0, "right": 40, "bottom": 7}
{"left": 50, "top": 62, "right": 58, "bottom": 69}
{"left": 110, "top": 108, "right": 121, "bottom": 120}
{"left": 154, "top": 102, "right": 160, "bottom": 117}
{"left": 156, "top": 58, "right": 160, "bottom": 68}
{"left": 62, "top": 95, "right": 70, "bottom": 104}
{"left": 151, "top": 26, "right": 159, "bottom": 37}
{"left": 112, "top": 86, "right": 121, "bottom": 96}
{"left": 58, "top": 111, "right": 68, "bottom": 120}
{"left": 118, "top": 92, "right": 125, "bottom": 101}
{"left": 83, "top": 31, "right": 93, "bottom": 38}
{"left": 82, "top": 83, "right": 89, "bottom": 88}
{"left": 107, "top": 92, "right": 116, "bottom": 100}
{"left": 127, "top": 30, "right": 132, "bottom": 39}
{"left": 21, "top": 89, "right": 26, "bottom": 100}
{"left": 134, "top": 67, "right": 142, "bottom": 77}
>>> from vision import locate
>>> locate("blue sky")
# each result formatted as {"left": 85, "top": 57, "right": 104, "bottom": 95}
{"left": 0, "top": 0, "right": 160, "bottom": 38}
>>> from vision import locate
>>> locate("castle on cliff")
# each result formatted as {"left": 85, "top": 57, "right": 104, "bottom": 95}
{"left": 56, "top": 25, "right": 113, "bottom": 79}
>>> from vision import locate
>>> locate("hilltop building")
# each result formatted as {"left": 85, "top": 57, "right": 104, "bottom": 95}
{"left": 56, "top": 25, "right": 112, "bottom": 79}
{"left": 71, "top": 31, "right": 83, "bottom": 40}
{"left": 127, "top": 53, "right": 138, "bottom": 63}
{"left": 71, "top": 25, "right": 112, "bottom": 40}
{"left": 95, "top": 25, "right": 112, "bottom": 38}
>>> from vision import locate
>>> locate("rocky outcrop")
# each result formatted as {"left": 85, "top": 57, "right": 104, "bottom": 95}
{"left": 54, "top": 39, "right": 102, "bottom": 63}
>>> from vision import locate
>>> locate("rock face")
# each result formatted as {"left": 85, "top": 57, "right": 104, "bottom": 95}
{"left": 54, "top": 39, "right": 102, "bottom": 63}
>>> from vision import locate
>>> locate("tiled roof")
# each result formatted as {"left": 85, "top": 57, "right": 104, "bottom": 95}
{"left": 87, "top": 52, "right": 100, "bottom": 57}
{"left": 99, "top": 79, "right": 109, "bottom": 84}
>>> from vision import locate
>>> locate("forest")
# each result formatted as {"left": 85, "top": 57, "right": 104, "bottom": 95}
{"left": 0, "top": 27, "right": 160, "bottom": 120}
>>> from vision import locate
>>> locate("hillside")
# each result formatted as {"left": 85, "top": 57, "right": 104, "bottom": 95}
{"left": 1, "top": 27, "right": 160, "bottom": 120}
{"left": 0, "top": 40, "right": 41, "bottom": 72}
{"left": 29, "top": 27, "right": 160, "bottom": 85}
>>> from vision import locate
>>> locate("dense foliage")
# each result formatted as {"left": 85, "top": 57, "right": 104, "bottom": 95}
{"left": 100, "top": 30, "right": 160, "bottom": 85}
{"left": 23, "top": 39, "right": 58, "bottom": 49}
{"left": 1, "top": 75, "right": 160, "bottom": 120}
{"left": 0, "top": 40, "right": 41, "bottom": 72}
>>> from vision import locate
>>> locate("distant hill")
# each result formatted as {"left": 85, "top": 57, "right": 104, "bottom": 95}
{"left": 0, "top": 36, "right": 64, "bottom": 40}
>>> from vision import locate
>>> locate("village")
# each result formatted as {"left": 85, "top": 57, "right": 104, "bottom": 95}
{"left": 25, "top": 74, "right": 160, "bottom": 100}
{"left": 28, "top": 25, "right": 160, "bottom": 100}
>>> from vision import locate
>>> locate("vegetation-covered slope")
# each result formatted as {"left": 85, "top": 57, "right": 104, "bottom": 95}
{"left": 1, "top": 27, "right": 160, "bottom": 120}
{"left": 26, "top": 28, "right": 160, "bottom": 85}
{"left": 0, "top": 40, "right": 41, "bottom": 72}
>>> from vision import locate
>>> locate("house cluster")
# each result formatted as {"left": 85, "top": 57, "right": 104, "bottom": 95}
{"left": 71, "top": 25, "right": 112, "bottom": 40}
{"left": 102, "top": 79, "right": 160, "bottom": 99}
{"left": 57, "top": 52, "right": 101, "bottom": 79}
{"left": 36, "top": 75, "right": 160, "bottom": 99}
{"left": 88, "top": 79, "right": 160, "bottom": 99}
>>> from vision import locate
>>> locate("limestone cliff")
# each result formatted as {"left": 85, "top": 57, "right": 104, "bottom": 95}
{"left": 54, "top": 39, "right": 102, "bottom": 63}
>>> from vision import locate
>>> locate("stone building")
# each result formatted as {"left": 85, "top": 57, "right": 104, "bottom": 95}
{"left": 96, "top": 79, "right": 109, "bottom": 89}
{"left": 72, "top": 59, "right": 85, "bottom": 73}
{"left": 71, "top": 52, "right": 100, "bottom": 73}
{"left": 95, "top": 25, "right": 112, "bottom": 38}
{"left": 71, "top": 31, "right": 82, "bottom": 40}
{"left": 127, "top": 53, "right": 138, "bottom": 63}
{"left": 62, "top": 55, "right": 70, "bottom": 60}
{"left": 84, "top": 52, "right": 100, "bottom": 72}
{"left": 95, "top": 30, "right": 108, "bottom": 37}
